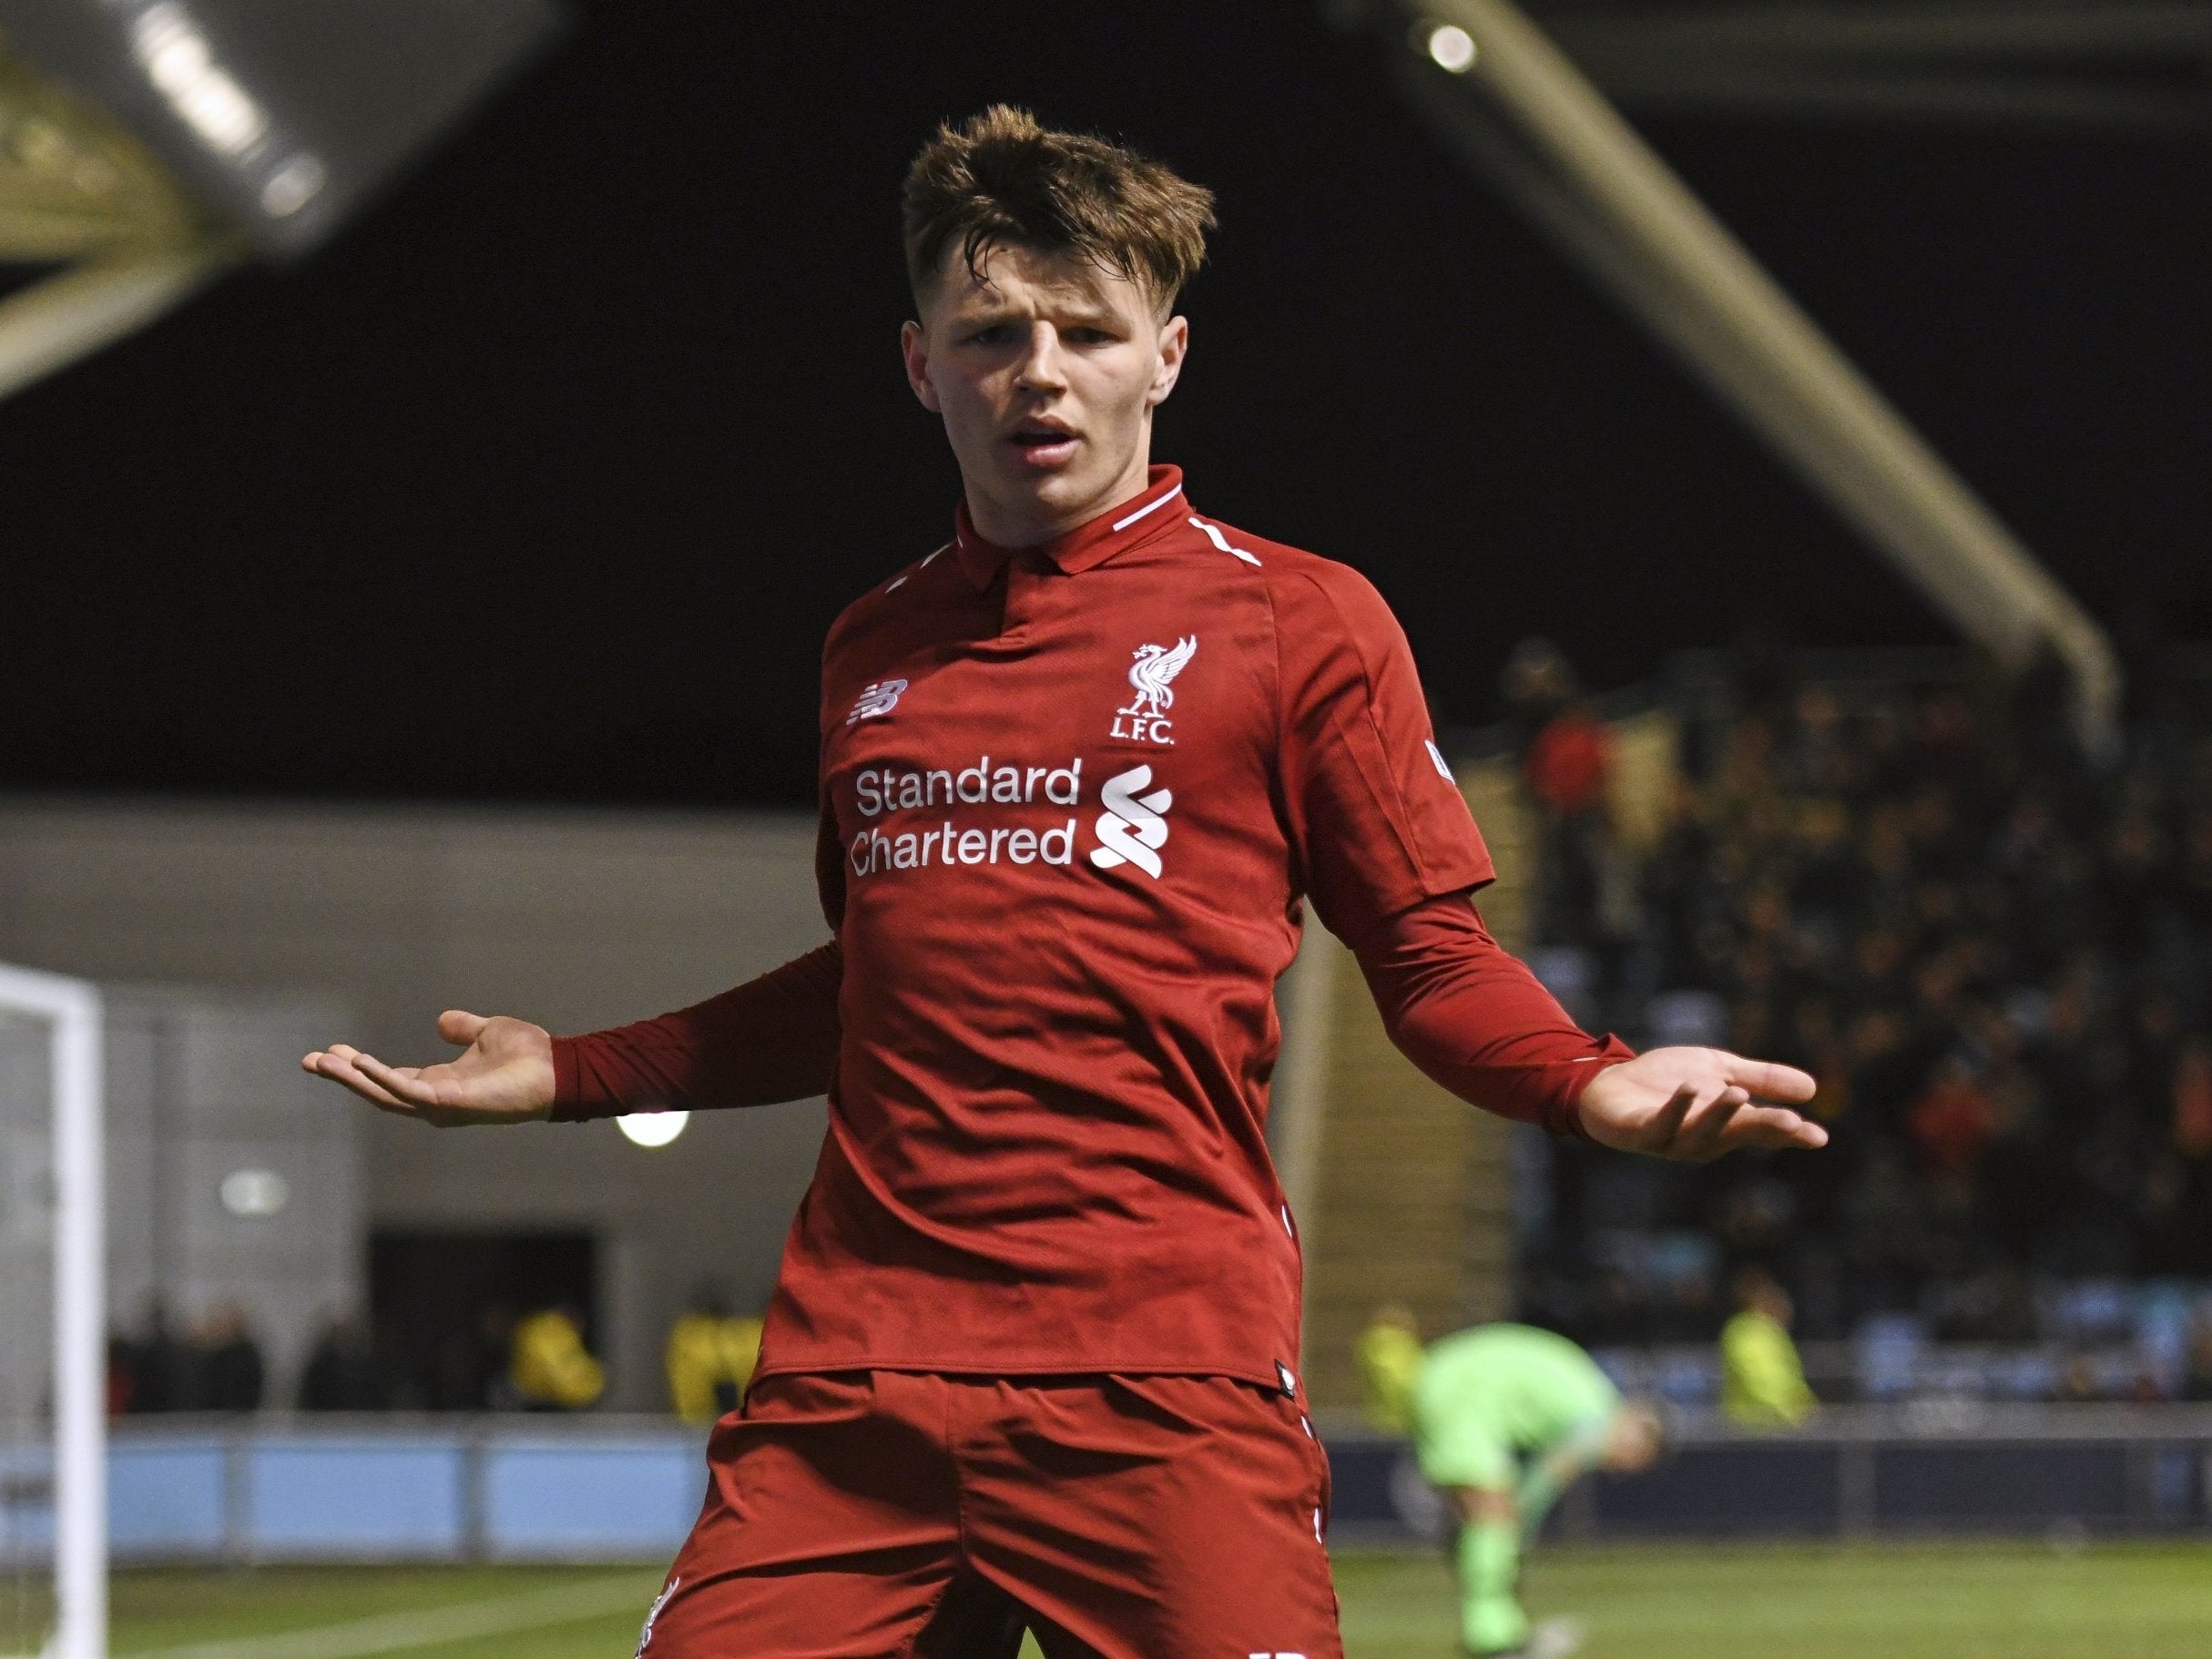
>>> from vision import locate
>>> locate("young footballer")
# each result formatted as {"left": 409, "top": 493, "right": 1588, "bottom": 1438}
{"left": 303, "top": 107, "right": 1822, "bottom": 1659}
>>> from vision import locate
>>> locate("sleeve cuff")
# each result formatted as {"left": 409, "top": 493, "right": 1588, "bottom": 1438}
{"left": 547, "top": 1034, "right": 587, "bottom": 1124}
{"left": 1548, "top": 1035, "right": 1637, "bottom": 1141}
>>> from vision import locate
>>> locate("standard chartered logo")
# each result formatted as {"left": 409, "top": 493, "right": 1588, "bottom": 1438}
{"left": 1090, "top": 764, "right": 1174, "bottom": 880}
{"left": 842, "top": 755, "right": 1177, "bottom": 881}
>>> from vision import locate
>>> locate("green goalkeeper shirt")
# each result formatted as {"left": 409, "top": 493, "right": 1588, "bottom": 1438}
{"left": 1412, "top": 1323, "right": 1621, "bottom": 1510}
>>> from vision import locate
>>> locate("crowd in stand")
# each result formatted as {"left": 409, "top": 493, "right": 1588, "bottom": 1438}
{"left": 109, "top": 1302, "right": 401, "bottom": 1415}
{"left": 107, "top": 1290, "right": 759, "bottom": 1417}
{"left": 107, "top": 1302, "right": 268, "bottom": 1414}
{"left": 1507, "top": 640, "right": 2212, "bottom": 1393}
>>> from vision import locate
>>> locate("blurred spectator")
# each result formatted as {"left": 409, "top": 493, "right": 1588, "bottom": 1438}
{"left": 1354, "top": 1304, "right": 1424, "bottom": 1434}
{"left": 1523, "top": 698, "right": 1613, "bottom": 820}
{"left": 416, "top": 1305, "right": 517, "bottom": 1411}
{"left": 1906, "top": 1058, "right": 1995, "bottom": 1185}
{"left": 2181, "top": 1321, "right": 2212, "bottom": 1402}
{"left": 191, "top": 1305, "right": 265, "bottom": 1412}
{"left": 665, "top": 1287, "right": 763, "bottom": 1423}
{"left": 298, "top": 1315, "right": 392, "bottom": 1411}
{"left": 106, "top": 1335, "right": 138, "bottom": 1417}
{"left": 119, "top": 1298, "right": 192, "bottom": 1414}
{"left": 1506, "top": 637, "right": 1621, "bottom": 952}
{"left": 1720, "top": 1268, "right": 1817, "bottom": 1428}
{"left": 509, "top": 1306, "right": 605, "bottom": 1411}
{"left": 2052, "top": 1351, "right": 2108, "bottom": 1404}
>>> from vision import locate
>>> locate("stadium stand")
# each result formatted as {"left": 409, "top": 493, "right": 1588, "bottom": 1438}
{"left": 1509, "top": 641, "right": 2212, "bottom": 1402}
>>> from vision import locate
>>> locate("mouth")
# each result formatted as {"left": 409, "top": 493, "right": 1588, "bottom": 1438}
{"left": 1004, "top": 420, "right": 1079, "bottom": 469}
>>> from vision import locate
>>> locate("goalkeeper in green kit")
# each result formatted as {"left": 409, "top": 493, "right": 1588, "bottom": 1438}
{"left": 1364, "top": 1315, "right": 1663, "bottom": 1658}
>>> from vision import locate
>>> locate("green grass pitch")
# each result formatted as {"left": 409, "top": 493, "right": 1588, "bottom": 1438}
{"left": 4, "top": 1541, "right": 2209, "bottom": 1656}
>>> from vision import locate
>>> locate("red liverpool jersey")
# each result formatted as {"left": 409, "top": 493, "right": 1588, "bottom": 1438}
{"left": 749, "top": 465, "right": 1494, "bottom": 1386}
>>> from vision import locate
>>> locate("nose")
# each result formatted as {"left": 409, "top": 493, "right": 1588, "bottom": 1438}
{"left": 1014, "top": 321, "right": 1070, "bottom": 393}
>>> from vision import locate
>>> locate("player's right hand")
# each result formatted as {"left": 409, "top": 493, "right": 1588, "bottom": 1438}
{"left": 301, "top": 1010, "right": 556, "bottom": 1127}
{"left": 1575, "top": 1045, "right": 1823, "bottom": 1162}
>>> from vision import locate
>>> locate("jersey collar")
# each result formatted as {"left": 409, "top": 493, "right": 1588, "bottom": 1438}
{"left": 953, "top": 465, "right": 1187, "bottom": 589}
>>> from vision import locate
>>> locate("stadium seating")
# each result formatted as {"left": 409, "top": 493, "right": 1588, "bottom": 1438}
{"left": 1511, "top": 645, "right": 2212, "bottom": 1399}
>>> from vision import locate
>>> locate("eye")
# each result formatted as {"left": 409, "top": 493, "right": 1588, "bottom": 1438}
{"left": 963, "top": 323, "right": 1014, "bottom": 346}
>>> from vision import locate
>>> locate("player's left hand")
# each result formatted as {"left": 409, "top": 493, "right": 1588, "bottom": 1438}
{"left": 1575, "top": 1046, "right": 1823, "bottom": 1161}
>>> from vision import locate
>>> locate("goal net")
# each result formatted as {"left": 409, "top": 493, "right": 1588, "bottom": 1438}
{"left": 0, "top": 966, "right": 106, "bottom": 1659}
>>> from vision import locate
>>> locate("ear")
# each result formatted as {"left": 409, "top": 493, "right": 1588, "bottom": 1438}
{"left": 901, "top": 320, "right": 941, "bottom": 413}
{"left": 1146, "top": 314, "right": 1189, "bottom": 409}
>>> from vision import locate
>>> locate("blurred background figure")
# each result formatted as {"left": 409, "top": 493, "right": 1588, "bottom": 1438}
{"left": 2181, "top": 1317, "right": 2212, "bottom": 1402}
{"left": 296, "top": 1314, "right": 392, "bottom": 1412}
{"left": 190, "top": 1306, "right": 265, "bottom": 1414}
{"left": 507, "top": 1305, "right": 604, "bottom": 1412}
{"left": 664, "top": 1286, "right": 764, "bottom": 1424}
{"left": 1355, "top": 1302, "right": 1425, "bottom": 1434}
{"left": 1720, "top": 1267, "right": 1817, "bottom": 1429}
{"left": 1404, "top": 1320, "right": 1664, "bottom": 1659}
{"left": 1505, "top": 639, "right": 1622, "bottom": 959}
{"left": 115, "top": 1298, "right": 192, "bottom": 1416}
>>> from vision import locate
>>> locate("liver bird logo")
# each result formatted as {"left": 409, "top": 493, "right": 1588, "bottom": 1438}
{"left": 1120, "top": 636, "right": 1198, "bottom": 719}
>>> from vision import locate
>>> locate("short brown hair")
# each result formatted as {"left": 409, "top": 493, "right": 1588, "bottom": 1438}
{"left": 902, "top": 105, "right": 1216, "bottom": 314}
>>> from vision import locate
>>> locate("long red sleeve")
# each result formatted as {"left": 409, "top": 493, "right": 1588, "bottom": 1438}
{"left": 1349, "top": 894, "right": 1633, "bottom": 1139}
{"left": 547, "top": 941, "right": 843, "bottom": 1123}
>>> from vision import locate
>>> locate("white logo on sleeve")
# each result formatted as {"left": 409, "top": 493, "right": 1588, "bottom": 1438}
{"left": 1090, "top": 764, "right": 1174, "bottom": 879}
{"left": 635, "top": 1578, "right": 679, "bottom": 1656}
{"left": 1110, "top": 635, "right": 1196, "bottom": 745}
{"left": 846, "top": 678, "right": 908, "bottom": 724}
{"left": 1424, "top": 738, "right": 1455, "bottom": 781}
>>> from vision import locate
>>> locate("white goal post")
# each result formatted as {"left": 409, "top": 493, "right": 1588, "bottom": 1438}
{"left": 0, "top": 965, "right": 106, "bottom": 1659}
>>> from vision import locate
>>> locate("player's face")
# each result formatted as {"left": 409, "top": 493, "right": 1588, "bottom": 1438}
{"left": 902, "top": 241, "right": 1188, "bottom": 546}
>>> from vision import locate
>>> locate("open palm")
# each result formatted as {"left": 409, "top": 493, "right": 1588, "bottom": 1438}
{"left": 1577, "top": 1045, "right": 1824, "bottom": 1161}
{"left": 301, "top": 1010, "right": 556, "bottom": 1128}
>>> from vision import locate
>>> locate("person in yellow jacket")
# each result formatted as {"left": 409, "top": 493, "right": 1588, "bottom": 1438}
{"left": 1356, "top": 1303, "right": 1425, "bottom": 1434}
{"left": 665, "top": 1292, "right": 764, "bottom": 1424}
{"left": 1720, "top": 1267, "right": 1817, "bottom": 1428}
{"left": 509, "top": 1306, "right": 605, "bottom": 1411}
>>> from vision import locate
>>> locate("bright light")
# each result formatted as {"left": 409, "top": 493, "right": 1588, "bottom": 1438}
{"left": 1427, "top": 23, "right": 1478, "bottom": 73}
{"left": 260, "top": 155, "right": 327, "bottom": 217}
{"left": 617, "top": 1111, "right": 689, "bottom": 1148}
{"left": 131, "top": 4, "right": 270, "bottom": 157}
{"left": 219, "top": 1167, "right": 289, "bottom": 1218}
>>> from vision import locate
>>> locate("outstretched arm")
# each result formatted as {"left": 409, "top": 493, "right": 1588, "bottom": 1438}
{"left": 1353, "top": 896, "right": 1823, "bottom": 1159}
{"left": 302, "top": 941, "right": 844, "bottom": 1127}
{"left": 303, "top": 1010, "right": 558, "bottom": 1128}
{"left": 551, "top": 941, "right": 842, "bottom": 1121}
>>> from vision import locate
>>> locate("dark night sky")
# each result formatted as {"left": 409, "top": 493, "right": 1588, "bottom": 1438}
{"left": 5, "top": 1, "right": 2207, "bottom": 808}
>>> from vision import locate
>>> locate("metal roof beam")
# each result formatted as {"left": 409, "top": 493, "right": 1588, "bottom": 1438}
{"left": 1362, "top": 0, "right": 2121, "bottom": 740}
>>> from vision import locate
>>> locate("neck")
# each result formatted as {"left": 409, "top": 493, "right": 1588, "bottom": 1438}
{"left": 963, "top": 450, "right": 1154, "bottom": 549}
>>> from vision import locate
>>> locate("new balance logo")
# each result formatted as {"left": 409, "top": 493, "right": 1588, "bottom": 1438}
{"left": 1090, "top": 764, "right": 1173, "bottom": 880}
{"left": 846, "top": 679, "right": 907, "bottom": 724}
{"left": 635, "top": 1578, "right": 679, "bottom": 1656}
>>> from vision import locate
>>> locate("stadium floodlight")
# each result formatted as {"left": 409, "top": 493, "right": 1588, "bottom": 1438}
{"left": 1424, "top": 22, "right": 1479, "bottom": 72}
{"left": 0, "top": 41, "right": 232, "bottom": 405}
{"left": 0, "top": 0, "right": 561, "bottom": 258}
{"left": 1344, "top": 0, "right": 2123, "bottom": 745}
{"left": 617, "top": 1111, "right": 689, "bottom": 1149}
{"left": 0, "top": 0, "right": 560, "bottom": 406}
{"left": 0, "top": 965, "right": 105, "bottom": 1659}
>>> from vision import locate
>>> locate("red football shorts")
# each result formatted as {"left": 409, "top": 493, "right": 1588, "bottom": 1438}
{"left": 634, "top": 1369, "right": 1344, "bottom": 1659}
